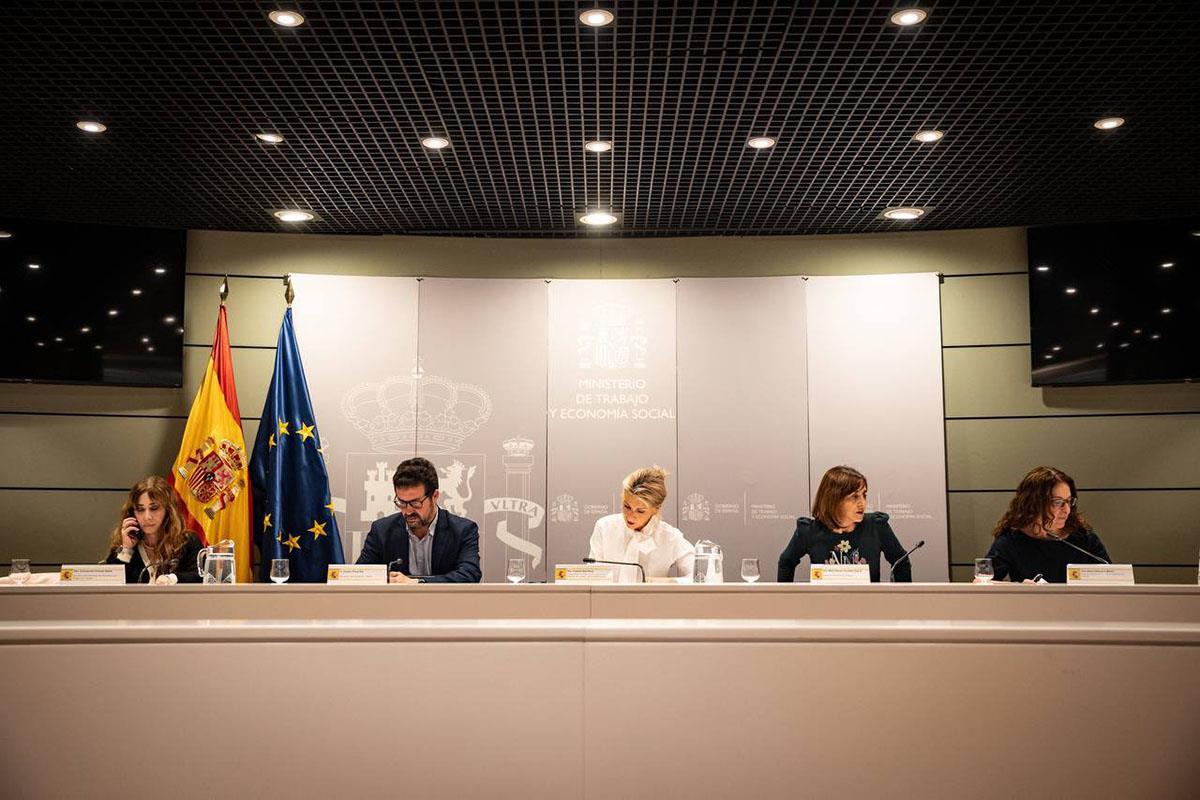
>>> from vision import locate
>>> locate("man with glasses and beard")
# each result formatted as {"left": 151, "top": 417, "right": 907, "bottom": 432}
{"left": 356, "top": 457, "right": 481, "bottom": 583}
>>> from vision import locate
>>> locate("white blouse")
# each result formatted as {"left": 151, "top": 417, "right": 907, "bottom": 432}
{"left": 587, "top": 514, "right": 695, "bottom": 583}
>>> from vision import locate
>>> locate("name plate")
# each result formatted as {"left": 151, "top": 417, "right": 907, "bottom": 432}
{"left": 327, "top": 564, "right": 388, "bottom": 585}
{"left": 810, "top": 563, "right": 871, "bottom": 584}
{"left": 1066, "top": 563, "right": 1135, "bottom": 586}
{"left": 59, "top": 565, "right": 125, "bottom": 585}
{"left": 553, "top": 564, "right": 615, "bottom": 584}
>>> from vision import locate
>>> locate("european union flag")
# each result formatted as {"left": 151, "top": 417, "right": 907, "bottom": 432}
{"left": 250, "top": 308, "right": 343, "bottom": 582}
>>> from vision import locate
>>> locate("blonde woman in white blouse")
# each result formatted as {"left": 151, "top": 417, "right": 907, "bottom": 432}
{"left": 587, "top": 466, "right": 695, "bottom": 583}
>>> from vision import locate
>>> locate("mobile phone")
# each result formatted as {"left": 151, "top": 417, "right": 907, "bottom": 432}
{"left": 126, "top": 511, "right": 144, "bottom": 541}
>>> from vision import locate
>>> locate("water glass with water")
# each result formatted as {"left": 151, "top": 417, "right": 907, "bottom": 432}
{"left": 974, "top": 558, "right": 994, "bottom": 584}
{"left": 270, "top": 559, "right": 290, "bottom": 584}
{"left": 741, "top": 558, "right": 760, "bottom": 583}
{"left": 507, "top": 558, "right": 526, "bottom": 584}
{"left": 10, "top": 559, "right": 31, "bottom": 585}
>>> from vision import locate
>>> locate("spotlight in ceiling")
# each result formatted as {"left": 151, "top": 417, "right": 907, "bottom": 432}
{"left": 578, "top": 210, "right": 619, "bottom": 227}
{"left": 268, "top": 10, "right": 305, "bottom": 27}
{"left": 273, "top": 209, "right": 315, "bottom": 223}
{"left": 881, "top": 206, "right": 927, "bottom": 221}
{"left": 1090, "top": 307, "right": 1100, "bottom": 314}
{"left": 108, "top": 309, "right": 119, "bottom": 316}
{"left": 889, "top": 7, "right": 928, "bottom": 26}
{"left": 131, "top": 288, "right": 143, "bottom": 296}
{"left": 154, "top": 267, "right": 167, "bottom": 274}
{"left": 28, "top": 263, "right": 40, "bottom": 270}
{"left": 746, "top": 136, "right": 777, "bottom": 150}
{"left": 579, "top": 8, "right": 614, "bottom": 27}
{"left": 0, "top": 231, "right": 12, "bottom": 239}
{"left": 1035, "top": 265, "right": 1050, "bottom": 272}
{"left": 913, "top": 130, "right": 943, "bottom": 143}
{"left": 76, "top": 120, "right": 107, "bottom": 133}
{"left": 585, "top": 140, "right": 613, "bottom": 153}
{"left": 1093, "top": 117, "right": 1125, "bottom": 130}
{"left": 421, "top": 136, "right": 451, "bottom": 150}
{"left": 1161, "top": 262, "right": 1174, "bottom": 268}
{"left": 1161, "top": 307, "right": 1173, "bottom": 314}
{"left": 1065, "top": 287, "right": 1077, "bottom": 295}
{"left": 255, "top": 132, "right": 284, "bottom": 144}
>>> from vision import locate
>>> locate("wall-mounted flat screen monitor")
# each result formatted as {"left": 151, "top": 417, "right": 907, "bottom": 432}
{"left": 0, "top": 218, "right": 186, "bottom": 387}
{"left": 1028, "top": 215, "right": 1199, "bottom": 386}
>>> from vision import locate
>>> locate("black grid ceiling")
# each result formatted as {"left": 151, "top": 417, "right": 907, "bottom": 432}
{"left": 0, "top": 1, "right": 1197, "bottom": 238}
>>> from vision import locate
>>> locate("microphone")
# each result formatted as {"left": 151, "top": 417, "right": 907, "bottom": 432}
{"left": 139, "top": 558, "right": 179, "bottom": 584}
{"left": 889, "top": 540, "right": 925, "bottom": 582}
{"left": 1044, "top": 530, "right": 1109, "bottom": 564}
{"left": 583, "top": 557, "right": 646, "bottom": 583}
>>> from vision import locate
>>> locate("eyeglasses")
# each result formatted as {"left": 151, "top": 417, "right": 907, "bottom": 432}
{"left": 1049, "top": 497, "right": 1077, "bottom": 510}
{"left": 393, "top": 494, "right": 430, "bottom": 510}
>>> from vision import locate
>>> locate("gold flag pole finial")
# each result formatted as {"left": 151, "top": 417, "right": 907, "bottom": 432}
{"left": 219, "top": 275, "right": 229, "bottom": 304}
{"left": 284, "top": 274, "right": 294, "bottom": 307}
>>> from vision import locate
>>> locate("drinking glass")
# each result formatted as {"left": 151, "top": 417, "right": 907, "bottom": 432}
{"left": 10, "top": 559, "right": 31, "bottom": 585}
{"left": 741, "top": 558, "right": 760, "bottom": 583}
{"left": 270, "top": 559, "right": 290, "bottom": 584}
{"left": 974, "top": 558, "right": 995, "bottom": 584}
{"left": 507, "top": 558, "right": 526, "bottom": 584}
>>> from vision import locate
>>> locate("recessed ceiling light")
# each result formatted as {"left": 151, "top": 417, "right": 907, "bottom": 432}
{"left": 28, "top": 263, "right": 40, "bottom": 270}
{"left": 25, "top": 316, "right": 36, "bottom": 323}
{"left": 147, "top": 346, "right": 156, "bottom": 353}
{"left": 1111, "top": 320, "right": 1120, "bottom": 327}
{"left": 578, "top": 210, "right": 618, "bottom": 227}
{"left": 273, "top": 209, "right": 315, "bottom": 222}
{"left": 889, "top": 7, "right": 928, "bottom": 26}
{"left": 1093, "top": 117, "right": 1125, "bottom": 130}
{"left": 579, "top": 8, "right": 614, "bottom": 27}
{"left": 1119, "top": 342, "right": 1130, "bottom": 348}
{"left": 164, "top": 316, "right": 176, "bottom": 323}
{"left": 1035, "top": 265, "right": 1050, "bottom": 272}
{"left": 255, "top": 132, "right": 284, "bottom": 144}
{"left": 1051, "top": 345, "right": 1062, "bottom": 352}
{"left": 54, "top": 336, "right": 64, "bottom": 343}
{"left": 1096, "top": 343, "right": 1105, "bottom": 349}
{"left": 882, "top": 206, "right": 926, "bottom": 220}
{"left": 80, "top": 326, "right": 90, "bottom": 333}
{"left": 1161, "top": 262, "right": 1174, "bottom": 268}
{"left": 913, "top": 130, "right": 943, "bottom": 143}
{"left": 76, "top": 120, "right": 107, "bottom": 133}
{"left": 154, "top": 267, "right": 167, "bottom": 274}
{"left": 1043, "top": 354, "right": 1053, "bottom": 360}
{"left": 1151, "top": 334, "right": 1161, "bottom": 340}
{"left": 176, "top": 327, "right": 185, "bottom": 334}
{"left": 0, "top": 231, "right": 12, "bottom": 239}
{"left": 585, "top": 140, "right": 613, "bottom": 153}
{"left": 1191, "top": 231, "right": 1200, "bottom": 237}
{"left": 36, "top": 341, "right": 45, "bottom": 347}
{"left": 747, "top": 136, "right": 777, "bottom": 149}
{"left": 1090, "top": 307, "right": 1100, "bottom": 314}
{"left": 94, "top": 344, "right": 102, "bottom": 350}
{"left": 108, "top": 309, "right": 119, "bottom": 316}
{"left": 1161, "top": 307, "right": 1172, "bottom": 314}
{"left": 268, "top": 10, "right": 304, "bottom": 27}
{"left": 1133, "top": 328, "right": 1143, "bottom": 335}
{"left": 421, "top": 136, "right": 450, "bottom": 150}
{"left": 131, "top": 288, "right": 143, "bottom": 296}
{"left": 1065, "top": 287, "right": 1077, "bottom": 294}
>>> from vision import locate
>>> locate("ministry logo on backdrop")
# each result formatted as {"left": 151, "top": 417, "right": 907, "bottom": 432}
{"left": 682, "top": 492, "right": 712, "bottom": 522}
{"left": 550, "top": 494, "right": 580, "bottom": 523}
{"left": 577, "top": 302, "right": 648, "bottom": 370}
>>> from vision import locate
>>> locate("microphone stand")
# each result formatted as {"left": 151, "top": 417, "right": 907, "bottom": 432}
{"left": 889, "top": 540, "right": 925, "bottom": 582}
{"left": 1044, "top": 531, "right": 1109, "bottom": 564}
{"left": 583, "top": 557, "right": 646, "bottom": 583}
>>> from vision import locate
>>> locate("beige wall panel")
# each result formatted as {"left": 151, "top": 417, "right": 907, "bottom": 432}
{"left": 0, "top": 489, "right": 124, "bottom": 564}
{"left": 182, "top": 345, "right": 274, "bottom": 421}
{"left": 946, "top": 415, "right": 1200, "bottom": 490}
{"left": 0, "top": 415, "right": 259, "bottom": 489}
{"left": 187, "top": 226, "right": 1025, "bottom": 279}
{"left": 0, "top": 383, "right": 181, "bottom": 415}
{"left": 183, "top": 275, "right": 285, "bottom": 347}
{"left": 944, "top": 346, "right": 1200, "bottom": 417}
{"left": 949, "top": 490, "right": 1200, "bottom": 565}
{"left": 940, "top": 274, "right": 1029, "bottom": 346}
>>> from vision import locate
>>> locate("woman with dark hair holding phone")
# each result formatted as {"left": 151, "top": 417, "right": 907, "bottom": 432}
{"left": 105, "top": 476, "right": 202, "bottom": 584}
{"left": 778, "top": 465, "right": 912, "bottom": 583}
{"left": 983, "top": 466, "right": 1110, "bottom": 583}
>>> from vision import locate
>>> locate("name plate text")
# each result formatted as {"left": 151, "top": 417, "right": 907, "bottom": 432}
{"left": 810, "top": 563, "right": 871, "bottom": 584}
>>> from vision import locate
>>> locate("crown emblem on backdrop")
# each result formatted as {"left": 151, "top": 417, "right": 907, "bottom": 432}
{"left": 341, "top": 364, "right": 493, "bottom": 453}
{"left": 502, "top": 437, "right": 534, "bottom": 457}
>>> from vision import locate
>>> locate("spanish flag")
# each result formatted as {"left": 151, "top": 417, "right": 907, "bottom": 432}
{"left": 170, "top": 304, "right": 252, "bottom": 583}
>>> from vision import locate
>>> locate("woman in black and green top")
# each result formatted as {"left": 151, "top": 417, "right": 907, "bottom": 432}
{"left": 777, "top": 465, "right": 913, "bottom": 583}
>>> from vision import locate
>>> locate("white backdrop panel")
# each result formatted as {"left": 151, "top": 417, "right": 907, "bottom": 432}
{"left": 805, "top": 273, "right": 948, "bottom": 581}
{"left": 416, "top": 279, "right": 549, "bottom": 582}
{"left": 546, "top": 280, "right": 678, "bottom": 570}
{"left": 291, "top": 274, "right": 419, "bottom": 562}
{"left": 677, "top": 277, "right": 810, "bottom": 581}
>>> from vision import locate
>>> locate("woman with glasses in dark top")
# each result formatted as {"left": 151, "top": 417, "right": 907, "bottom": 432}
{"left": 983, "top": 466, "right": 1111, "bottom": 583}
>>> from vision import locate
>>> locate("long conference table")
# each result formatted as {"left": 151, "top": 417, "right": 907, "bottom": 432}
{"left": 2, "top": 583, "right": 1198, "bottom": 799}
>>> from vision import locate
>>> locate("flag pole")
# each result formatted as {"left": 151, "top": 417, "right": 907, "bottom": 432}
{"left": 284, "top": 274, "right": 294, "bottom": 307}
{"left": 219, "top": 274, "right": 229, "bottom": 304}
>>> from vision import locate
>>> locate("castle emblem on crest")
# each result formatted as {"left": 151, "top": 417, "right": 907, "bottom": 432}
{"left": 577, "top": 302, "right": 648, "bottom": 370}
{"left": 177, "top": 437, "right": 246, "bottom": 519}
{"left": 550, "top": 494, "right": 580, "bottom": 523}
{"left": 682, "top": 493, "right": 711, "bottom": 522}
{"left": 341, "top": 364, "right": 492, "bottom": 454}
